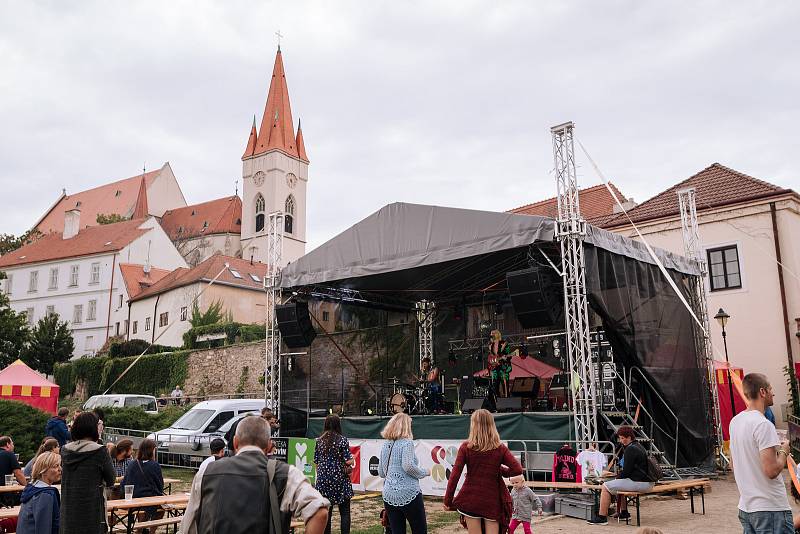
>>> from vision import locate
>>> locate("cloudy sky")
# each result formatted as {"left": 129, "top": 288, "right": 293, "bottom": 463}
{"left": 1, "top": 1, "right": 798, "bottom": 249}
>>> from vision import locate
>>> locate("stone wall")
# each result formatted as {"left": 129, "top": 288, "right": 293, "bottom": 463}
{"left": 184, "top": 341, "right": 266, "bottom": 396}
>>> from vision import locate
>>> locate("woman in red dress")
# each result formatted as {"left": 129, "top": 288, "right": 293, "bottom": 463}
{"left": 443, "top": 409, "right": 523, "bottom": 534}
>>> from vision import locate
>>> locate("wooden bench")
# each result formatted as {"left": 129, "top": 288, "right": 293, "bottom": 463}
{"left": 617, "top": 478, "right": 710, "bottom": 526}
{"left": 125, "top": 515, "right": 182, "bottom": 533}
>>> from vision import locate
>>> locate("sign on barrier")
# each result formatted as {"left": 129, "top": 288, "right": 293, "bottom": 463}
{"left": 288, "top": 438, "right": 317, "bottom": 485}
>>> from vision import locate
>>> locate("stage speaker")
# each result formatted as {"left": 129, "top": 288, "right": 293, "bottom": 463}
{"left": 506, "top": 267, "right": 562, "bottom": 328}
{"left": 511, "top": 377, "right": 541, "bottom": 398}
{"left": 462, "top": 397, "right": 491, "bottom": 414}
{"left": 276, "top": 302, "right": 317, "bottom": 348}
{"left": 495, "top": 397, "right": 523, "bottom": 412}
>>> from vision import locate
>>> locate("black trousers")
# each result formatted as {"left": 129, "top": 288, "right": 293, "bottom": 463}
{"left": 384, "top": 493, "right": 427, "bottom": 534}
{"left": 325, "top": 499, "right": 351, "bottom": 534}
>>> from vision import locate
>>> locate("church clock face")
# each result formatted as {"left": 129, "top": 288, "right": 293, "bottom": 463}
{"left": 286, "top": 173, "right": 297, "bottom": 189}
{"left": 253, "top": 171, "right": 265, "bottom": 187}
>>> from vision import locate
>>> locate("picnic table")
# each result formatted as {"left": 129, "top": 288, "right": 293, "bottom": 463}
{"left": 1, "top": 478, "right": 180, "bottom": 497}
{"left": 107, "top": 493, "right": 189, "bottom": 534}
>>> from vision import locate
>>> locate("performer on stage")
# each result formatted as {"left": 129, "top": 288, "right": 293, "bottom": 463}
{"left": 415, "top": 357, "right": 444, "bottom": 414}
{"left": 488, "top": 330, "right": 514, "bottom": 398}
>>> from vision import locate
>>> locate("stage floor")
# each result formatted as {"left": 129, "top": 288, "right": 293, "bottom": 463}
{"left": 308, "top": 411, "right": 573, "bottom": 443}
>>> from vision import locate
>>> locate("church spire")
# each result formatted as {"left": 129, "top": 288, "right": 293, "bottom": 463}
{"left": 254, "top": 48, "right": 298, "bottom": 158}
{"left": 241, "top": 115, "right": 258, "bottom": 160}
{"left": 296, "top": 118, "right": 308, "bottom": 162}
{"left": 132, "top": 172, "right": 149, "bottom": 219}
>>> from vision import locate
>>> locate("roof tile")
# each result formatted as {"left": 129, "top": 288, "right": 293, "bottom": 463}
{"left": 159, "top": 196, "right": 242, "bottom": 241}
{"left": 119, "top": 263, "right": 172, "bottom": 299}
{"left": 509, "top": 183, "right": 627, "bottom": 225}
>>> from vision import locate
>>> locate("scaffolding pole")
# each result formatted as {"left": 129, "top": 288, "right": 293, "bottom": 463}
{"left": 416, "top": 300, "right": 436, "bottom": 370}
{"left": 552, "top": 121, "right": 598, "bottom": 448}
{"left": 264, "top": 211, "right": 284, "bottom": 420}
{"left": 678, "top": 188, "right": 724, "bottom": 465}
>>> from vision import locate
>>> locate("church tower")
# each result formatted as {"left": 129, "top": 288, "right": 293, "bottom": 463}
{"left": 240, "top": 47, "right": 309, "bottom": 266}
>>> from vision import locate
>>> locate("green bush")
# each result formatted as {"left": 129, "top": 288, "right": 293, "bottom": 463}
{"left": 183, "top": 322, "right": 265, "bottom": 349}
{"left": 54, "top": 350, "right": 189, "bottom": 399}
{"left": 103, "top": 405, "right": 191, "bottom": 431}
{"left": 0, "top": 400, "right": 51, "bottom": 461}
{"left": 108, "top": 339, "right": 181, "bottom": 358}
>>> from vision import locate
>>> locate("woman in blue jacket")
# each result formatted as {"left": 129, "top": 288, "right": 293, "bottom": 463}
{"left": 17, "top": 451, "right": 62, "bottom": 534}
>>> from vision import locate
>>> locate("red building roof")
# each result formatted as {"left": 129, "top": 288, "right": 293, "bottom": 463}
{"left": 34, "top": 168, "right": 162, "bottom": 234}
{"left": 132, "top": 176, "right": 149, "bottom": 220}
{"left": 119, "top": 263, "right": 172, "bottom": 299}
{"left": 0, "top": 218, "right": 150, "bottom": 268}
{"left": 159, "top": 196, "right": 242, "bottom": 241}
{"left": 603, "top": 163, "right": 792, "bottom": 228}
{"left": 509, "top": 183, "right": 627, "bottom": 226}
{"left": 130, "top": 254, "right": 268, "bottom": 302}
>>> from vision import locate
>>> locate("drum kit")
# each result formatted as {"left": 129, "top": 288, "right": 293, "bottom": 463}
{"left": 385, "top": 378, "right": 444, "bottom": 415}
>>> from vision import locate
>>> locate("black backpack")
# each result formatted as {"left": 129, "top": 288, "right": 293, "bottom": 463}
{"left": 638, "top": 443, "right": 663, "bottom": 482}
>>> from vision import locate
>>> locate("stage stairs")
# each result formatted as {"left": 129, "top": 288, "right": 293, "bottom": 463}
{"left": 599, "top": 410, "right": 679, "bottom": 480}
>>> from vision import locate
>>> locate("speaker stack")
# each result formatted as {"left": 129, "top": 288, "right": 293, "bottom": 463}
{"left": 506, "top": 267, "right": 563, "bottom": 328}
{"left": 275, "top": 302, "right": 317, "bottom": 348}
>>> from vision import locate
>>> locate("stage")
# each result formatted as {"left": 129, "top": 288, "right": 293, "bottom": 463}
{"left": 307, "top": 411, "right": 572, "bottom": 444}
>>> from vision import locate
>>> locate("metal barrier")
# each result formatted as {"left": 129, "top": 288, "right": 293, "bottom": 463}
{"left": 104, "top": 426, "right": 211, "bottom": 470}
{"left": 505, "top": 439, "right": 617, "bottom": 480}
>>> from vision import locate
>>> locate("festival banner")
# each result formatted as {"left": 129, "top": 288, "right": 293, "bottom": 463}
{"left": 288, "top": 438, "right": 317, "bottom": 485}
{"left": 359, "top": 439, "right": 386, "bottom": 493}
{"left": 349, "top": 443, "right": 364, "bottom": 491}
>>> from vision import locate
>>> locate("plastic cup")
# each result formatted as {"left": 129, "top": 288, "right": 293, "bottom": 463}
{"left": 124, "top": 485, "right": 134, "bottom": 500}
{"left": 4, "top": 474, "right": 14, "bottom": 486}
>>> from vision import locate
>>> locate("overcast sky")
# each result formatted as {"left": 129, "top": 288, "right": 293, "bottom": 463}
{"left": 1, "top": 1, "right": 798, "bottom": 250}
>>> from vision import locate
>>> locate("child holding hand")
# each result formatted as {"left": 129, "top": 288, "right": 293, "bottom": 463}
{"left": 509, "top": 475, "right": 542, "bottom": 534}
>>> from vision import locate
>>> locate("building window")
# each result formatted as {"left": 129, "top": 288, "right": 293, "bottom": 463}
{"left": 180, "top": 307, "right": 188, "bottom": 321}
{"left": 89, "top": 263, "right": 100, "bottom": 285}
{"left": 255, "top": 194, "right": 265, "bottom": 232}
{"left": 49, "top": 268, "right": 58, "bottom": 290}
{"left": 118, "top": 294, "right": 123, "bottom": 308}
{"left": 73, "top": 304, "right": 83, "bottom": 324}
{"left": 85, "top": 335, "right": 94, "bottom": 351}
{"left": 133, "top": 321, "right": 138, "bottom": 334}
{"left": 69, "top": 265, "right": 79, "bottom": 287}
{"left": 230, "top": 269, "right": 242, "bottom": 279}
{"left": 25, "top": 308, "right": 34, "bottom": 326}
{"left": 28, "top": 271, "right": 39, "bottom": 293}
{"left": 284, "top": 195, "right": 295, "bottom": 234}
{"left": 124, "top": 320, "right": 129, "bottom": 334}
{"left": 322, "top": 311, "right": 330, "bottom": 322}
{"left": 115, "top": 322, "right": 120, "bottom": 336}
{"left": 145, "top": 317, "right": 151, "bottom": 331}
{"left": 46, "top": 305, "right": 55, "bottom": 317}
{"left": 4, "top": 274, "right": 11, "bottom": 295}
{"left": 708, "top": 245, "right": 742, "bottom": 291}
{"left": 159, "top": 312, "right": 169, "bottom": 327}
{"left": 87, "top": 300, "right": 97, "bottom": 321}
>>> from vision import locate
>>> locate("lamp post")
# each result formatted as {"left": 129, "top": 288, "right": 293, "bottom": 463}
{"left": 714, "top": 308, "right": 738, "bottom": 418}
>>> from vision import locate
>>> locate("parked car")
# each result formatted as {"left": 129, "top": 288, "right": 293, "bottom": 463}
{"left": 147, "top": 398, "right": 267, "bottom": 466}
{"left": 83, "top": 394, "right": 159, "bottom": 415}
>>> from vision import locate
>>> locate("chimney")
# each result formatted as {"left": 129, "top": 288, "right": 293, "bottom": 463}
{"left": 612, "top": 198, "right": 638, "bottom": 214}
{"left": 63, "top": 209, "right": 81, "bottom": 239}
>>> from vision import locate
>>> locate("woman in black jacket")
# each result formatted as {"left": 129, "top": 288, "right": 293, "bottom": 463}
{"left": 121, "top": 439, "right": 164, "bottom": 523}
{"left": 60, "top": 412, "right": 116, "bottom": 533}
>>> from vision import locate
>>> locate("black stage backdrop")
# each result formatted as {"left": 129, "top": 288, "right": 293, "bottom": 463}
{"left": 585, "top": 245, "right": 714, "bottom": 467}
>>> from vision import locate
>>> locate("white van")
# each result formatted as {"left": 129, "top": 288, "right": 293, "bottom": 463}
{"left": 147, "top": 399, "right": 266, "bottom": 461}
{"left": 83, "top": 394, "right": 159, "bottom": 415}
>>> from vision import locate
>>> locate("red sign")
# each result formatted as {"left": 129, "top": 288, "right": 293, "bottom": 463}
{"left": 349, "top": 446, "right": 361, "bottom": 484}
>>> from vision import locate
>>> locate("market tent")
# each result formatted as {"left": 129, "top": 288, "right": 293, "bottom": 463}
{"left": 0, "top": 360, "right": 59, "bottom": 414}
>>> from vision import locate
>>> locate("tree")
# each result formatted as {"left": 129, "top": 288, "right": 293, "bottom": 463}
{"left": 22, "top": 313, "right": 74, "bottom": 375}
{"left": 0, "top": 274, "right": 29, "bottom": 368}
{"left": 0, "top": 229, "right": 42, "bottom": 256}
{"left": 96, "top": 213, "right": 128, "bottom": 225}
{"left": 189, "top": 300, "right": 230, "bottom": 327}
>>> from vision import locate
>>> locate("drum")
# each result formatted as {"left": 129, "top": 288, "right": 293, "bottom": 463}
{"left": 389, "top": 392, "right": 417, "bottom": 414}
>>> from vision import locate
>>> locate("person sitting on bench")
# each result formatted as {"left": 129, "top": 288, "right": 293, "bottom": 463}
{"left": 587, "top": 426, "right": 653, "bottom": 525}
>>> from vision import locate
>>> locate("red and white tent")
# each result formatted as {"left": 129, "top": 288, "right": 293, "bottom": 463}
{"left": 0, "top": 359, "right": 59, "bottom": 414}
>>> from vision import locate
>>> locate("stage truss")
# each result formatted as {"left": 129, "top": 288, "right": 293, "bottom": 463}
{"left": 552, "top": 121, "right": 598, "bottom": 447}
{"left": 264, "top": 211, "right": 284, "bottom": 419}
{"left": 678, "top": 188, "right": 724, "bottom": 462}
{"left": 416, "top": 300, "right": 436, "bottom": 370}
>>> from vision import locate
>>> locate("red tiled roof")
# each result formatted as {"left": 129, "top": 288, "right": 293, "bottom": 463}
{"left": 0, "top": 219, "right": 150, "bottom": 268}
{"left": 131, "top": 254, "right": 268, "bottom": 301}
{"left": 132, "top": 176, "right": 149, "bottom": 220}
{"left": 119, "top": 263, "right": 172, "bottom": 299}
{"left": 35, "top": 168, "right": 162, "bottom": 234}
{"left": 603, "top": 163, "right": 791, "bottom": 228}
{"left": 159, "top": 197, "right": 242, "bottom": 241}
{"left": 509, "top": 183, "right": 627, "bottom": 225}
{"left": 242, "top": 117, "right": 258, "bottom": 159}
{"left": 296, "top": 121, "right": 308, "bottom": 162}
{"left": 251, "top": 50, "right": 304, "bottom": 160}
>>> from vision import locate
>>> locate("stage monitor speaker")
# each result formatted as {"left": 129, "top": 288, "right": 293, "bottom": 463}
{"left": 511, "top": 377, "right": 541, "bottom": 398}
{"left": 506, "top": 267, "right": 562, "bottom": 328}
{"left": 462, "top": 397, "right": 491, "bottom": 414}
{"left": 495, "top": 397, "right": 523, "bottom": 412}
{"left": 276, "top": 302, "right": 317, "bottom": 348}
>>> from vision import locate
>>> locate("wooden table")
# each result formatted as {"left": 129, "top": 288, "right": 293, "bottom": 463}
{"left": 107, "top": 494, "right": 190, "bottom": 534}
{"left": 1, "top": 478, "right": 179, "bottom": 496}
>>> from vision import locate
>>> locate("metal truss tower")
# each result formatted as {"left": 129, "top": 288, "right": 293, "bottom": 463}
{"left": 416, "top": 300, "right": 436, "bottom": 371}
{"left": 678, "top": 188, "right": 723, "bottom": 461}
{"left": 264, "top": 211, "right": 284, "bottom": 419}
{"left": 551, "top": 121, "right": 598, "bottom": 447}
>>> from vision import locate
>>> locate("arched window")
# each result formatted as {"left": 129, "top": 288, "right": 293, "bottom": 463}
{"left": 284, "top": 195, "right": 296, "bottom": 234}
{"left": 255, "top": 194, "right": 265, "bottom": 232}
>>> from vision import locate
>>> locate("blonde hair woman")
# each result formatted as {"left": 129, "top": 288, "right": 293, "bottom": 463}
{"left": 443, "top": 409, "right": 523, "bottom": 534}
{"left": 378, "top": 413, "right": 429, "bottom": 534}
{"left": 17, "top": 451, "right": 62, "bottom": 534}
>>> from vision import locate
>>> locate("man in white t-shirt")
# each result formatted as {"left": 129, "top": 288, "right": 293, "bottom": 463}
{"left": 198, "top": 438, "right": 226, "bottom": 472}
{"left": 729, "top": 372, "right": 793, "bottom": 534}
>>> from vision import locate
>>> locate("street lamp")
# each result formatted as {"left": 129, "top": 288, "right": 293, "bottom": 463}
{"left": 714, "top": 308, "right": 738, "bottom": 418}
